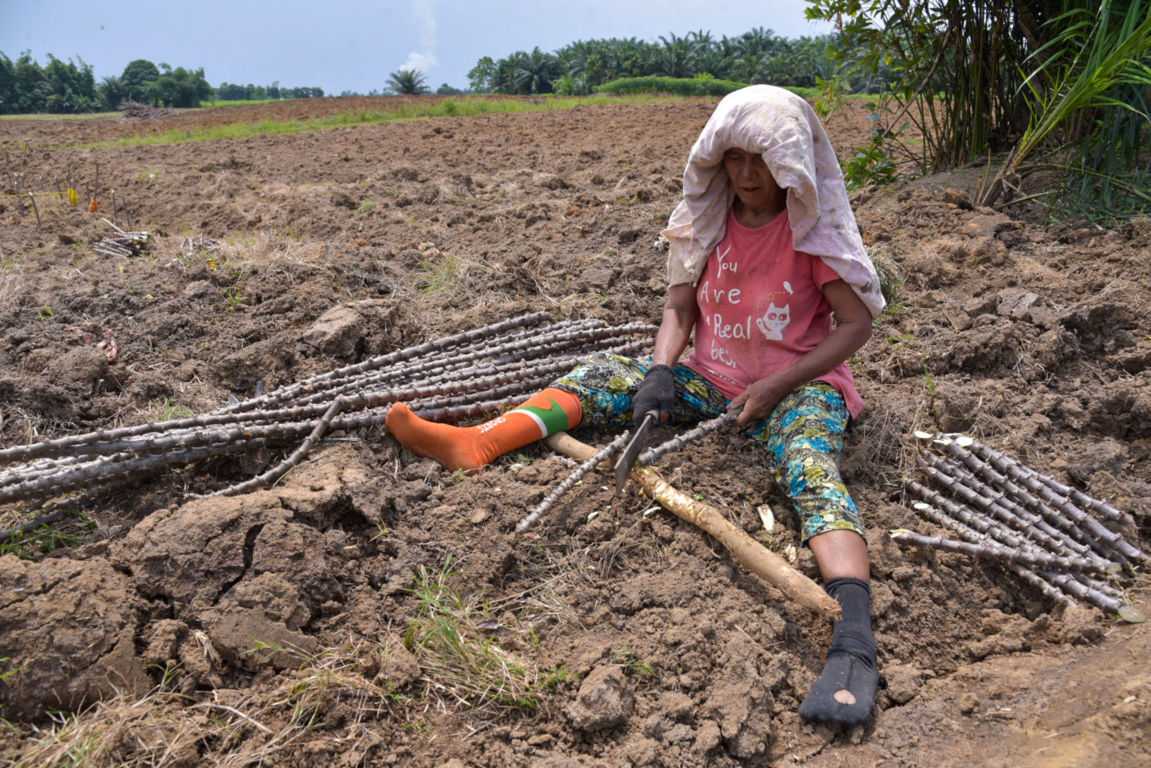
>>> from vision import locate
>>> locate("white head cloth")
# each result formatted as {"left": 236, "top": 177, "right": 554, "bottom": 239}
{"left": 662, "top": 84, "right": 885, "bottom": 317}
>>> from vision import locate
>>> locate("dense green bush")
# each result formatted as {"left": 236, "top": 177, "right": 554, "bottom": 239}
{"left": 810, "top": 0, "right": 1151, "bottom": 218}
{"left": 594, "top": 75, "right": 748, "bottom": 97}
{"left": 0, "top": 53, "right": 213, "bottom": 113}
{"left": 469, "top": 29, "right": 850, "bottom": 96}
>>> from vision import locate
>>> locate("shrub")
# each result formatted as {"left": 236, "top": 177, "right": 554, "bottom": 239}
{"left": 843, "top": 132, "right": 897, "bottom": 190}
{"left": 594, "top": 76, "right": 747, "bottom": 97}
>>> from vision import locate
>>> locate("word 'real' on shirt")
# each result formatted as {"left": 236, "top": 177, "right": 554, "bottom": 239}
{"left": 683, "top": 209, "right": 864, "bottom": 419}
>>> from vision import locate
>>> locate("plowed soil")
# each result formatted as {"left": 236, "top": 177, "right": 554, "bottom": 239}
{"left": 0, "top": 97, "right": 1148, "bottom": 767}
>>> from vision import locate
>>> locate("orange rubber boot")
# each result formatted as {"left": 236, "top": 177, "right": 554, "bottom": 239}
{"left": 385, "top": 388, "right": 582, "bottom": 470}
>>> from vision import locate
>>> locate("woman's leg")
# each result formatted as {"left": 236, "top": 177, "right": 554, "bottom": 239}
{"left": 387, "top": 353, "right": 726, "bottom": 470}
{"left": 809, "top": 530, "right": 869, "bottom": 581}
{"left": 749, "top": 383, "right": 876, "bottom": 728}
{"left": 386, "top": 387, "right": 582, "bottom": 470}
{"left": 553, "top": 353, "right": 728, "bottom": 430}
{"left": 749, "top": 383, "right": 864, "bottom": 548}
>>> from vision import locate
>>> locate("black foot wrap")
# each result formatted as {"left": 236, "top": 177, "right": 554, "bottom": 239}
{"left": 799, "top": 578, "right": 879, "bottom": 728}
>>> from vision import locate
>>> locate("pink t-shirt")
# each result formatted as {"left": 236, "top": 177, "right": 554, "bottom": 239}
{"left": 683, "top": 210, "right": 864, "bottom": 420}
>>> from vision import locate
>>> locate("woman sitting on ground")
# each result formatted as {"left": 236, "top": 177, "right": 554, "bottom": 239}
{"left": 386, "top": 85, "right": 887, "bottom": 728}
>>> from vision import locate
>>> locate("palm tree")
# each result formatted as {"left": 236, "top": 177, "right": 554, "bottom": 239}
{"left": 513, "top": 48, "right": 560, "bottom": 94}
{"left": 387, "top": 68, "right": 429, "bottom": 95}
{"left": 658, "top": 33, "right": 696, "bottom": 78}
{"left": 689, "top": 29, "right": 722, "bottom": 76}
{"left": 739, "top": 27, "right": 778, "bottom": 59}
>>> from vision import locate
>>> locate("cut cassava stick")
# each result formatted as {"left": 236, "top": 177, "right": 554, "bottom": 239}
{"left": 908, "top": 482, "right": 1032, "bottom": 551}
{"left": 277, "top": 320, "right": 651, "bottom": 408}
{"left": 0, "top": 391, "right": 532, "bottom": 504}
{"left": 0, "top": 315, "right": 657, "bottom": 503}
{"left": 910, "top": 499, "right": 1140, "bottom": 619}
{"left": 888, "top": 528, "right": 1120, "bottom": 575}
{"left": 207, "top": 398, "right": 346, "bottom": 497}
{"left": 929, "top": 456, "right": 1098, "bottom": 558}
{"left": 544, "top": 432, "right": 841, "bottom": 620}
{"left": 0, "top": 346, "right": 633, "bottom": 466}
{"left": 516, "top": 431, "right": 629, "bottom": 533}
{"left": 909, "top": 502, "right": 1073, "bottom": 606}
{"left": 965, "top": 440, "right": 1136, "bottom": 529}
{"left": 294, "top": 326, "right": 654, "bottom": 407}
{"left": 637, "top": 410, "right": 740, "bottom": 466}
{"left": 1035, "top": 476, "right": 1137, "bottom": 531}
{"left": 920, "top": 457, "right": 1105, "bottom": 565}
{"left": 921, "top": 433, "right": 1142, "bottom": 563}
{"left": 0, "top": 440, "right": 270, "bottom": 503}
{"left": 218, "top": 311, "right": 553, "bottom": 413}
{"left": 1042, "top": 572, "right": 1141, "bottom": 620}
{"left": 1, "top": 361, "right": 574, "bottom": 465}
{"left": 957, "top": 439, "right": 1145, "bottom": 562}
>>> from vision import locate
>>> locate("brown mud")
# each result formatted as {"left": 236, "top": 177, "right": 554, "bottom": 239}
{"left": 0, "top": 98, "right": 1148, "bottom": 767}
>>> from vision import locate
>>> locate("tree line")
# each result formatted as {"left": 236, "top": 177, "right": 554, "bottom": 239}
{"left": 0, "top": 52, "right": 324, "bottom": 114}
{"left": 460, "top": 28, "right": 873, "bottom": 96}
{"left": 3, "top": 26, "right": 872, "bottom": 111}
{"left": 215, "top": 82, "right": 325, "bottom": 101}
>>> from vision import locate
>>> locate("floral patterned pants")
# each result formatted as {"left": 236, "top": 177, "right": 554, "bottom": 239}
{"left": 553, "top": 353, "right": 864, "bottom": 542}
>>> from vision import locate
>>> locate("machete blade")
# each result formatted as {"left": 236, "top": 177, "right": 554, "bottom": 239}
{"left": 613, "top": 411, "right": 657, "bottom": 495}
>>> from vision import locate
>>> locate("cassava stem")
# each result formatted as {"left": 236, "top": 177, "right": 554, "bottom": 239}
{"left": 888, "top": 528, "right": 1119, "bottom": 575}
{"left": 637, "top": 410, "right": 740, "bottom": 466}
{"left": 516, "top": 431, "right": 629, "bottom": 532}
{"left": 545, "top": 432, "right": 842, "bottom": 620}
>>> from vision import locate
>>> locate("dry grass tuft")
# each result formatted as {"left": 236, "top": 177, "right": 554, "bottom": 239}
{"left": 846, "top": 395, "right": 921, "bottom": 491}
{"left": 870, "top": 243, "right": 905, "bottom": 310}
{"left": 0, "top": 273, "right": 25, "bottom": 313}
{"left": 14, "top": 690, "right": 203, "bottom": 768}
{"left": 11, "top": 640, "right": 402, "bottom": 768}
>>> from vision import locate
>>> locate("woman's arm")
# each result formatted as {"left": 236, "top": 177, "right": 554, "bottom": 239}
{"left": 653, "top": 283, "right": 699, "bottom": 366}
{"left": 632, "top": 283, "right": 699, "bottom": 425}
{"left": 731, "top": 280, "right": 872, "bottom": 425}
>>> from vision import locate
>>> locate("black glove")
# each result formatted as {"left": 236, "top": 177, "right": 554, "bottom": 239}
{"left": 633, "top": 364, "right": 676, "bottom": 425}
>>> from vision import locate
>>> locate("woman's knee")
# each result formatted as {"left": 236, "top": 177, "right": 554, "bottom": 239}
{"left": 551, "top": 353, "right": 647, "bottom": 427}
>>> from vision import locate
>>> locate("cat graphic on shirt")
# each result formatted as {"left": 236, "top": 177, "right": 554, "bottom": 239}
{"left": 756, "top": 302, "right": 791, "bottom": 341}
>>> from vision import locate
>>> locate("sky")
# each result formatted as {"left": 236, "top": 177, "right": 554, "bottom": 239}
{"left": 0, "top": 1, "right": 832, "bottom": 93}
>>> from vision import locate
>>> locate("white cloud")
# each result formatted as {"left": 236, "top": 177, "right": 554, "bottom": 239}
{"left": 400, "top": 0, "right": 437, "bottom": 73}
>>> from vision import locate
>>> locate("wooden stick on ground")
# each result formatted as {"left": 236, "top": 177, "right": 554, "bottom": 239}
{"left": 544, "top": 432, "right": 841, "bottom": 621}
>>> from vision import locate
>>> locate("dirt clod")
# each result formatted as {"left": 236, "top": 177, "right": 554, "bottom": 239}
{"left": 566, "top": 664, "right": 634, "bottom": 733}
{"left": 375, "top": 635, "right": 421, "bottom": 690}
{"left": 0, "top": 556, "right": 151, "bottom": 719}
{"left": 883, "top": 663, "right": 925, "bottom": 706}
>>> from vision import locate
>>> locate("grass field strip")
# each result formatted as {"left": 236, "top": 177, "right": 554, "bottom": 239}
{"left": 77, "top": 95, "right": 689, "bottom": 149}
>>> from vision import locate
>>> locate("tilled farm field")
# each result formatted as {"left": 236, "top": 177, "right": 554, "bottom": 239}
{"left": 0, "top": 98, "right": 1148, "bottom": 767}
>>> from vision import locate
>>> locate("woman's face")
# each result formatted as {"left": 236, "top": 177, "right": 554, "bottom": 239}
{"left": 723, "top": 147, "right": 783, "bottom": 211}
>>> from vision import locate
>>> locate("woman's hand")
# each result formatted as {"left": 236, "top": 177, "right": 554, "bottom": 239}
{"left": 633, "top": 364, "right": 676, "bottom": 424}
{"left": 730, "top": 373, "right": 791, "bottom": 426}
{"left": 727, "top": 279, "right": 873, "bottom": 427}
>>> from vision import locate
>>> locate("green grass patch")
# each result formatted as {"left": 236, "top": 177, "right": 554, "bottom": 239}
{"left": 200, "top": 98, "right": 285, "bottom": 108}
{"left": 80, "top": 94, "right": 677, "bottom": 149}
{"left": 0, "top": 111, "right": 119, "bottom": 121}
{"left": 782, "top": 86, "right": 881, "bottom": 101}
{"left": 596, "top": 75, "right": 749, "bottom": 97}
{"left": 143, "top": 397, "right": 196, "bottom": 422}
{"left": 403, "top": 560, "right": 541, "bottom": 711}
{"left": 0, "top": 516, "right": 93, "bottom": 559}
{"left": 612, "top": 647, "right": 658, "bottom": 679}
{"left": 594, "top": 77, "right": 883, "bottom": 103}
